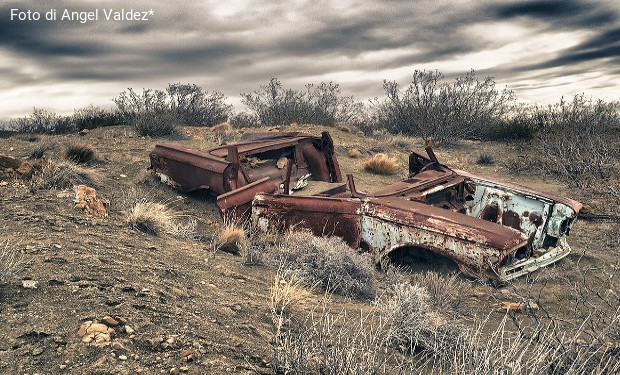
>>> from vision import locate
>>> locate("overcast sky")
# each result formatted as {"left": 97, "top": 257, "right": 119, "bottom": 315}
{"left": 0, "top": 0, "right": 618, "bottom": 120}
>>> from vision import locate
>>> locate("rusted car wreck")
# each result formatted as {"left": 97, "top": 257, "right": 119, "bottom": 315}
{"left": 150, "top": 132, "right": 581, "bottom": 282}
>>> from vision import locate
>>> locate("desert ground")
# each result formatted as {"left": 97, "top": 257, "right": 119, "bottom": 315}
{"left": 0, "top": 124, "right": 618, "bottom": 374}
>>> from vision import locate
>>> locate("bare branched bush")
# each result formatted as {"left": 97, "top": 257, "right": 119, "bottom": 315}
{"left": 70, "top": 105, "right": 120, "bottom": 130}
{"left": 253, "top": 231, "right": 376, "bottom": 299}
{"left": 166, "top": 83, "right": 231, "bottom": 126}
{"left": 533, "top": 95, "right": 620, "bottom": 187}
{"left": 32, "top": 160, "right": 100, "bottom": 189}
{"left": 113, "top": 88, "right": 178, "bottom": 137}
{"left": 10, "top": 107, "right": 75, "bottom": 134}
{"left": 362, "top": 153, "right": 400, "bottom": 175}
{"left": 373, "top": 70, "right": 515, "bottom": 144}
{"left": 241, "top": 78, "right": 363, "bottom": 126}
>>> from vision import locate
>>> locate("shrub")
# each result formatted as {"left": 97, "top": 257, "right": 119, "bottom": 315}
{"left": 29, "top": 141, "right": 53, "bottom": 159}
{"left": 126, "top": 201, "right": 174, "bottom": 235}
{"left": 275, "top": 231, "right": 376, "bottom": 299}
{"left": 166, "top": 83, "right": 231, "bottom": 126}
{"left": 241, "top": 78, "right": 363, "bottom": 126}
{"left": 113, "top": 88, "right": 178, "bottom": 137}
{"left": 32, "top": 160, "right": 100, "bottom": 189}
{"left": 363, "top": 153, "right": 400, "bottom": 175}
{"left": 533, "top": 95, "right": 620, "bottom": 187}
{"left": 11, "top": 108, "right": 75, "bottom": 134}
{"left": 476, "top": 153, "right": 494, "bottom": 165}
{"left": 373, "top": 70, "right": 515, "bottom": 144}
{"left": 230, "top": 112, "right": 260, "bottom": 128}
{"left": 213, "top": 223, "right": 247, "bottom": 254}
{"left": 348, "top": 148, "right": 362, "bottom": 158}
{"left": 71, "top": 105, "right": 120, "bottom": 130}
{"left": 64, "top": 143, "right": 95, "bottom": 164}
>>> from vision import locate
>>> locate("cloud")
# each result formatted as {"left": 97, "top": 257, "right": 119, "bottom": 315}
{"left": 0, "top": 0, "right": 618, "bottom": 120}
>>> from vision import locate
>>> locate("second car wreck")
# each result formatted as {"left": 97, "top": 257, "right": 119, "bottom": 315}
{"left": 150, "top": 132, "right": 582, "bottom": 282}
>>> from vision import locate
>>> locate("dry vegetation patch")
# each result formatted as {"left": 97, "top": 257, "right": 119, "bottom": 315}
{"left": 362, "top": 153, "right": 400, "bottom": 175}
{"left": 214, "top": 223, "right": 247, "bottom": 254}
{"left": 126, "top": 201, "right": 174, "bottom": 235}
{"left": 63, "top": 143, "right": 96, "bottom": 164}
{"left": 32, "top": 160, "right": 101, "bottom": 189}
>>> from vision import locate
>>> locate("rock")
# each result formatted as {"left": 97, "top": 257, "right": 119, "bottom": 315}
{"left": 170, "top": 368, "right": 179, "bottom": 375}
{"left": 179, "top": 349, "right": 193, "bottom": 358}
{"left": 115, "top": 316, "right": 128, "bottom": 325}
{"left": 0, "top": 154, "right": 22, "bottom": 169}
{"left": 112, "top": 342, "right": 125, "bottom": 351}
{"left": 31, "top": 348, "right": 44, "bottom": 356}
{"left": 86, "top": 323, "right": 114, "bottom": 334}
{"left": 118, "top": 355, "right": 128, "bottom": 361}
{"left": 79, "top": 129, "right": 89, "bottom": 136}
{"left": 16, "top": 162, "right": 33, "bottom": 178}
{"left": 22, "top": 280, "right": 38, "bottom": 289}
{"left": 102, "top": 316, "right": 119, "bottom": 327}
{"left": 179, "top": 366, "right": 189, "bottom": 373}
{"left": 74, "top": 185, "right": 109, "bottom": 218}
{"left": 124, "top": 325, "right": 135, "bottom": 334}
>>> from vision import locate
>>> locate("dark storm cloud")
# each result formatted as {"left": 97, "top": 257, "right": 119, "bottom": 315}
{"left": 490, "top": 0, "right": 616, "bottom": 27}
{"left": 0, "top": 0, "right": 619, "bottom": 120}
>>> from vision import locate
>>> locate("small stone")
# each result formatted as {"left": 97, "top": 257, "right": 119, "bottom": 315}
{"left": 166, "top": 337, "right": 175, "bottom": 345}
{"left": 59, "top": 364, "right": 67, "bottom": 369}
{"left": 22, "top": 280, "right": 38, "bottom": 289}
{"left": 180, "top": 349, "right": 192, "bottom": 358}
{"left": 118, "top": 355, "right": 128, "bottom": 361}
{"left": 120, "top": 174, "right": 127, "bottom": 178}
{"left": 115, "top": 316, "right": 128, "bottom": 325}
{"left": 81, "top": 334, "right": 94, "bottom": 343}
{"left": 179, "top": 366, "right": 189, "bottom": 373}
{"left": 79, "top": 129, "right": 89, "bottom": 136}
{"left": 124, "top": 325, "right": 135, "bottom": 334}
{"left": 53, "top": 244, "right": 62, "bottom": 249}
{"left": 32, "top": 348, "right": 44, "bottom": 356}
{"left": 112, "top": 342, "right": 125, "bottom": 350}
{"left": 102, "top": 316, "right": 119, "bottom": 327}
{"left": 86, "top": 323, "right": 114, "bottom": 334}
{"left": 170, "top": 368, "right": 179, "bottom": 375}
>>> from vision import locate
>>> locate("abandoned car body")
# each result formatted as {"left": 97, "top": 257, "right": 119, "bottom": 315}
{"left": 150, "top": 132, "right": 581, "bottom": 282}
{"left": 149, "top": 132, "right": 342, "bottom": 216}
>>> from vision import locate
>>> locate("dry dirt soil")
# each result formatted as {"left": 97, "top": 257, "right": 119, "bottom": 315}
{"left": 0, "top": 124, "right": 617, "bottom": 374}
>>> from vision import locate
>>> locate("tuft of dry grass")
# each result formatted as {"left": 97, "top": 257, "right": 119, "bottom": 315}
{"left": 64, "top": 143, "right": 95, "bottom": 164}
{"left": 29, "top": 141, "right": 53, "bottom": 160}
{"left": 348, "top": 148, "right": 362, "bottom": 158}
{"left": 214, "top": 222, "right": 247, "bottom": 254}
{"left": 0, "top": 239, "right": 22, "bottom": 284}
{"left": 270, "top": 273, "right": 313, "bottom": 316}
{"left": 32, "top": 160, "right": 101, "bottom": 189}
{"left": 210, "top": 122, "right": 233, "bottom": 133}
{"left": 362, "top": 153, "right": 400, "bottom": 175}
{"left": 337, "top": 125, "right": 351, "bottom": 133}
{"left": 126, "top": 201, "right": 174, "bottom": 236}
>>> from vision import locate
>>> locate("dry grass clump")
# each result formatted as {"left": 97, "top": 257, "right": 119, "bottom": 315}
{"left": 207, "top": 122, "right": 238, "bottom": 144}
{"left": 214, "top": 222, "right": 247, "bottom": 254}
{"left": 275, "top": 231, "right": 376, "bottom": 299}
{"left": 64, "top": 143, "right": 95, "bottom": 164}
{"left": 337, "top": 124, "right": 351, "bottom": 133}
{"left": 29, "top": 141, "right": 53, "bottom": 160}
{"left": 476, "top": 153, "right": 495, "bottom": 165}
{"left": 0, "top": 239, "right": 22, "bottom": 284}
{"left": 348, "top": 148, "right": 362, "bottom": 158}
{"left": 409, "top": 272, "right": 469, "bottom": 313}
{"left": 362, "top": 153, "right": 400, "bottom": 175}
{"left": 33, "top": 160, "right": 100, "bottom": 189}
{"left": 126, "top": 201, "right": 174, "bottom": 235}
